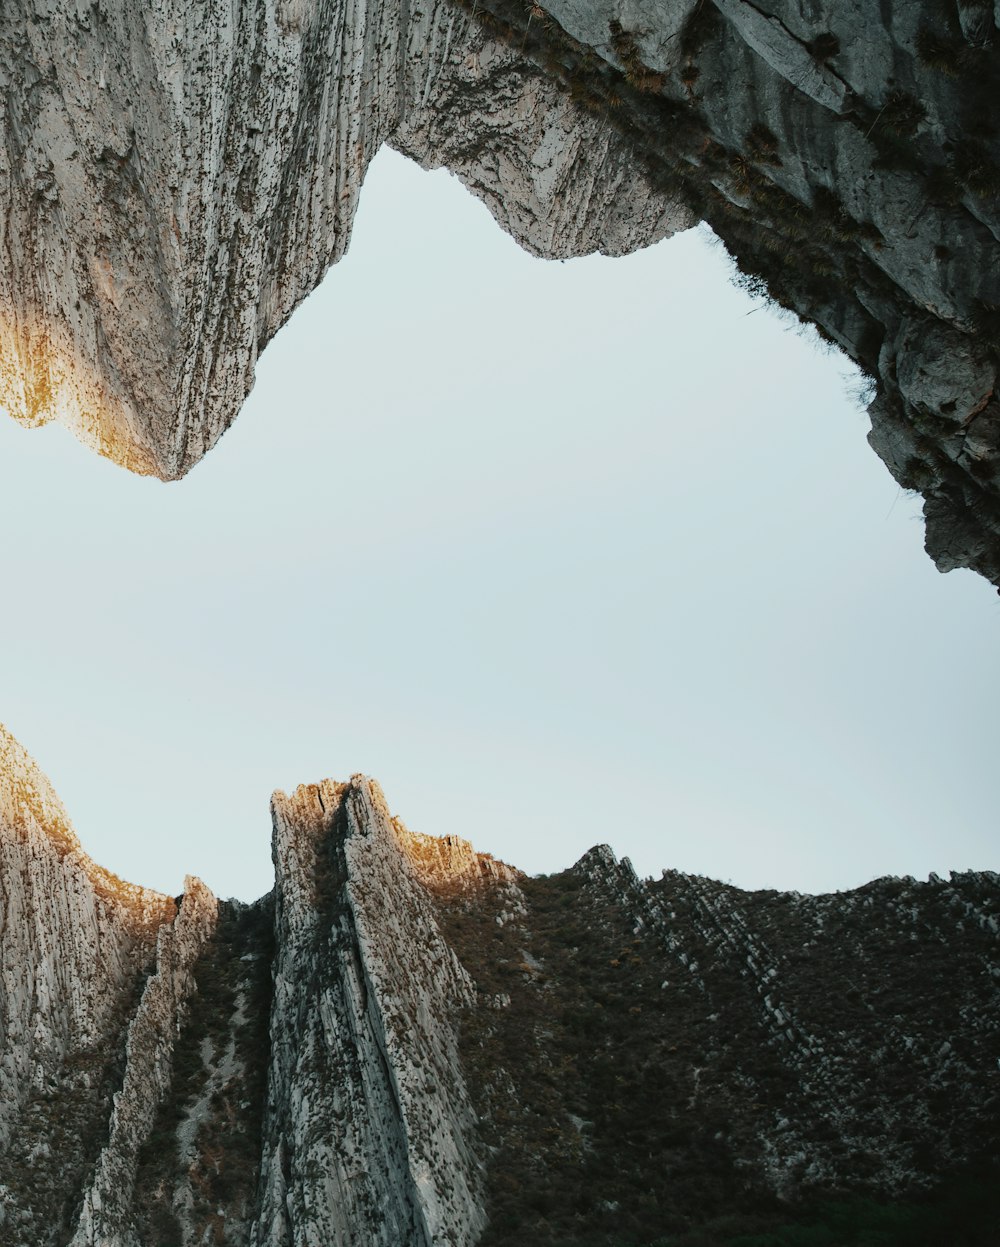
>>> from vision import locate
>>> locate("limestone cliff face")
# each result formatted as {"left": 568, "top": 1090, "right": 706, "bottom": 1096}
{"left": 0, "top": 725, "right": 176, "bottom": 1242}
{"left": 0, "top": 730, "right": 503, "bottom": 1246}
{"left": 2, "top": 1, "right": 999, "bottom": 583}
{"left": 450, "top": 0, "right": 1000, "bottom": 582}
{"left": 253, "top": 779, "right": 487, "bottom": 1247}
{"left": 0, "top": 0, "right": 683, "bottom": 479}
{"left": 442, "top": 847, "right": 1000, "bottom": 1244}
{"left": 0, "top": 726, "right": 997, "bottom": 1244}
{"left": 69, "top": 876, "right": 217, "bottom": 1247}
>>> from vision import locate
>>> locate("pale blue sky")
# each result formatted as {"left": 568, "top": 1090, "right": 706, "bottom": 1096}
{"left": 0, "top": 148, "right": 996, "bottom": 901}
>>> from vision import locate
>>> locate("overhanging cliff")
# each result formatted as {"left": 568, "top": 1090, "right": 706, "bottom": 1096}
{"left": 0, "top": 724, "right": 997, "bottom": 1245}
{"left": 0, "top": 0, "right": 683, "bottom": 479}
{"left": 1, "top": 2, "right": 998, "bottom": 582}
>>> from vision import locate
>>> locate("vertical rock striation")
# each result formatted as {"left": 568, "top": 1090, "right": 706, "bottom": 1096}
{"left": 450, "top": 0, "right": 1000, "bottom": 582}
{"left": 0, "top": 0, "right": 683, "bottom": 479}
{"left": 4, "top": 1, "right": 998, "bottom": 582}
{"left": 0, "top": 724, "right": 176, "bottom": 1244}
{"left": 253, "top": 778, "right": 487, "bottom": 1246}
{"left": 442, "top": 845, "right": 1000, "bottom": 1244}
{"left": 0, "top": 724, "right": 997, "bottom": 1243}
{"left": 69, "top": 877, "right": 217, "bottom": 1247}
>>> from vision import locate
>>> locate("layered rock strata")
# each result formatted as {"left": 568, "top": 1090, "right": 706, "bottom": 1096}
{"left": 251, "top": 779, "right": 487, "bottom": 1247}
{"left": 441, "top": 847, "right": 1000, "bottom": 1244}
{"left": 2, "top": 1, "right": 999, "bottom": 582}
{"left": 0, "top": 725, "right": 997, "bottom": 1245}
{"left": 0, "top": 729, "right": 500, "bottom": 1246}
{"left": 0, "top": 0, "right": 683, "bottom": 478}
{"left": 422, "top": 0, "right": 1000, "bottom": 583}
{"left": 0, "top": 726, "right": 176, "bottom": 1238}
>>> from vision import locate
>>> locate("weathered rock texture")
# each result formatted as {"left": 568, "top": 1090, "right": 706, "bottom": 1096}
{"left": 0, "top": 0, "right": 683, "bottom": 478}
{"left": 0, "top": 727, "right": 509, "bottom": 1246}
{"left": 409, "top": 0, "right": 1000, "bottom": 583}
{"left": 455, "top": 847, "right": 1000, "bottom": 1244}
{"left": 0, "top": 725, "right": 176, "bottom": 1239}
{"left": 250, "top": 780, "right": 488, "bottom": 1247}
{"left": 2, "top": 1, "right": 999, "bottom": 582}
{"left": 508, "top": 0, "right": 1000, "bottom": 584}
{"left": 0, "top": 726, "right": 998, "bottom": 1244}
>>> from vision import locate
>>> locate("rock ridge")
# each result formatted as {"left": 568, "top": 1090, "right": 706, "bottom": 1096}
{"left": 253, "top": 777, "right": 487, "bottom": 1246}
{"left": 442, "top": 845, "right": 999, "bottom": 1242}
{"left": 0, "top": 728, "right": 997, "bottom": 1245}
{"left": 69, "top": 877, "right": 218, "bottom": 1247}
{"left": 0, "top": 722, "right": 182, "bottom": 1243}
{"left": 0, "top": 0, "right": 683, "bottom": 479}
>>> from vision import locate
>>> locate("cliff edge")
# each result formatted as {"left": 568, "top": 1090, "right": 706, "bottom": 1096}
{"left": 2, "top": 2, "right": 998, "bottom": 581}
{"left": 0, "top": 726, "right": 997, "bottom": 1244}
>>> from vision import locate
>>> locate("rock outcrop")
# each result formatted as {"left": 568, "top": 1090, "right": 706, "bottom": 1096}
{"left": 0, "top": 725, "right": 176, "bottom": 1239}
{"left": 252, "top": 779, "right": 487, "bottom": 1247}
{"left": 2, "top": 1, "right": 999, "bottom": 582}
{"left": 516, "top": 0, "right": 1000, "bottom": 583}
{"left": 0, "top": 728, "right": 502, "bottom": 1246}
{"left": 0, "top": 0, "right": 683, "bottom": 479}
{"left": 441, "top": 847, "right": 1000, "bottom": 1244}
{"left": 67, "top": 874, "right": 217, "bottom": 1247}
{"left": 0, "top": 724, "right": 997, "bottom": 1244}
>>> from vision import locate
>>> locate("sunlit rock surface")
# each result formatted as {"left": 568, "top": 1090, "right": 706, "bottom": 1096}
{"left": 0, "top": 726, "right": 997, "bottom": 1244}
{"left": 0, "top": 739, "right": 166, "bottom": 1242}
{"left": 1, "top": 1, "right": 998, "bottom": 581}
{"left": 0, "top": 0, "right": 683, "bottom": 479}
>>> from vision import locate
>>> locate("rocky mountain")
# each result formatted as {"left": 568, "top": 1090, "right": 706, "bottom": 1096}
{"left": 0, "top": 0, "right": 683, "bottom": 479}
{"left": 2, "top": 1, "right": 999, "bottom": 582}
{"left": 0, "top": 722, "right": 997, "bottom": 1246}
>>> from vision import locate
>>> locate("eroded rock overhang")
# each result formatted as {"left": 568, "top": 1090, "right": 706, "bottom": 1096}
{"left": 1, "top": 0, "right": 998, "bottom": 582}
{"left": 0, "top": 0, "right": 684, "bottom": 478}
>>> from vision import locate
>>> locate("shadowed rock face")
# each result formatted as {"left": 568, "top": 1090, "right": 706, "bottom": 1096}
{"left": 1, "top": 2, "right": 999, "bottom": 583}
{"left": 413, "top": 0, "right": 1000, "bottom": 583}
{"left": 0, "top": 724, "right": 997, "bottom": 1245}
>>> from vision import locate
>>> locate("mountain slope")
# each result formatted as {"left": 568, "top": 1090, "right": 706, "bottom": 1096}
{"left": 0, "top": 725, "right": 996, "bottom": 1245}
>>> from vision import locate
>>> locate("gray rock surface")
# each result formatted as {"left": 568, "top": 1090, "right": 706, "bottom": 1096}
{"left": 0, "top": 724, "right": 997, "bottom": 1244}
{"left": 2, "top": 1, "right": 997, "bottom": 581}
{"left": 0, "top": 724, "right": 178, "bottom": 1244}
{"left": 0, "top": 0, "right": 683, "bottom": 479}
{"left": 491, "top": 0, "right": 1000, "bottom": 582}
{"left": 69, "top": 877, "right": 217, "bottom": 1247}
{"left": 253, "top": 778, "right": 487, "bottom": 1247}
{"left": 0, "top": 727, "right": 500, "bottom": 1246}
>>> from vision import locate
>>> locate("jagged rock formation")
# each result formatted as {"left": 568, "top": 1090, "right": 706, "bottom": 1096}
{"left": 457, "top": 846, "right": 1000, "bottom": 1244}
{"left": 0, "top": 725, "right": 496, "bottom": 1247}
{"left": 0, "top": 727, "right": 176, "bottom": 1234}
{"left": 69, "top": 876, "right": 216, "bottom": 1247}
{"left": 483, "top": 0, "right": 1000, "bottom": 584}
{"left": 0, "top": 0, "right": 683, "bottom": 478}
{"left": 0, "top": 724, "right": 997, "bottom": 1245}
{"left": 1, "top": 2, "right": 999, "bottom": 583}
{"left": 251, "top": 780, "right": 487, "bottom": 1247}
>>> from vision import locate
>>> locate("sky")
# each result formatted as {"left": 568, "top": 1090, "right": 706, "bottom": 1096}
{"left": 0, "top": 147, "right": 997, "bottom": 903}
